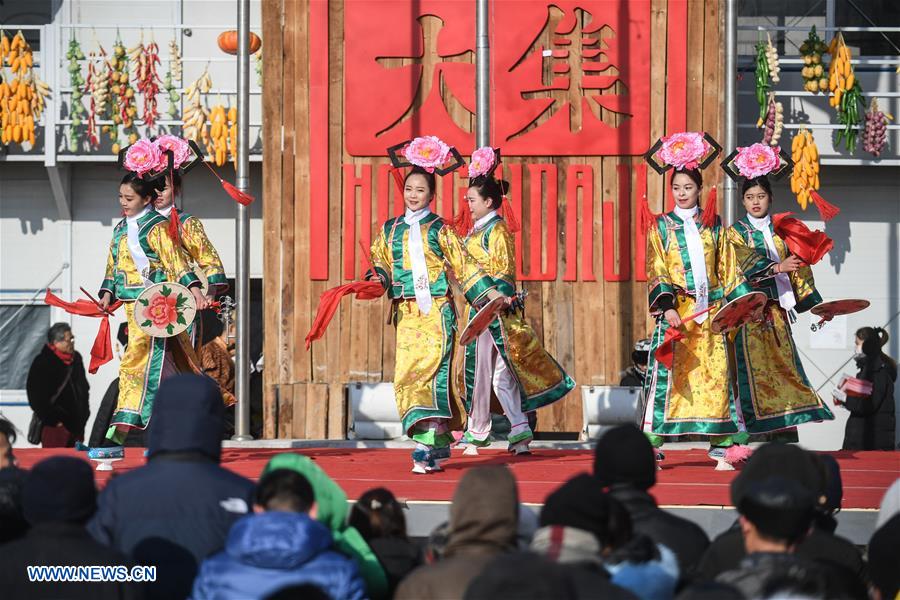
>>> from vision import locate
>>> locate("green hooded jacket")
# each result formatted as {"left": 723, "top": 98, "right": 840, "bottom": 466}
{"left": 263, "top": 453, "right": 388, "bottom": 599}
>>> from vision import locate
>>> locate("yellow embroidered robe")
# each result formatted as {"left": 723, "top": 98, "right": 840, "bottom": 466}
{"left": 643, "top": 210, "right": 752, "bottom": 436}
{"left": 726, "top": 216, "right": 834, "bottom": 432}
{"left": 369, "top": 211, "right": 496, "bottom": 440}
{"left": 455, "top": 215, "right": 574, "bottom": 414}
{"left": 99, "top": 210, "right": 202, "bottom": 431}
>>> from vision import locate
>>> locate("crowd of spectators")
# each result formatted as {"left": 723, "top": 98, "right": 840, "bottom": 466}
{"left": 0, "top": 375, "right": 897, "bottom": 600}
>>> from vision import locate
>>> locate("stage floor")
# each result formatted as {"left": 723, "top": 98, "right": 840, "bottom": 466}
{"left": 13, "top": 446, "right": 897, "bottom": 509}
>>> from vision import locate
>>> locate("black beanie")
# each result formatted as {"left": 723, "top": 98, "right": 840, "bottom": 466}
{"left": 540, "top": 474, "right": 632, "bottom": 549}
{"left": 730, "top": 443, "right": 824, "bottom": 507}
{"left": 23, "top": 456, "right": 96, "bottom": 525}
{"left": 593, "top": 424, "right": 656, "bottom": 490}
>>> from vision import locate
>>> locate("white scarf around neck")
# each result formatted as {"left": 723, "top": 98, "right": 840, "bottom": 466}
{"left": 405, "top": 207, "right": 433, "bottom": 315}
{"left": 673, "top": 205, "right": 708, "bottom": 322}
{"left": 156, "top": 203, "right": 174, "bottom": 217}
{"left": 747, "top": 213, "right": 796, "bottom": 311}
{"left": 126, "top": 206, "right": 152, "bottom": 285}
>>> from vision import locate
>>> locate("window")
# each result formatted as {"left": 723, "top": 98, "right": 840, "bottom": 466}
{"left": 0, "top": 305, "right": 51, "bottom": 390}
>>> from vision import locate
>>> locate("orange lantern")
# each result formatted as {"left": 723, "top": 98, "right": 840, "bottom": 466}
{"left": 217, "top": 30, "right": 261, "bottom": 55}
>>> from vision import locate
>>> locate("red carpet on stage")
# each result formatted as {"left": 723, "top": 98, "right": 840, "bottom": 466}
{"left": 13, "top": 447, "right": 897, "bottom": 508}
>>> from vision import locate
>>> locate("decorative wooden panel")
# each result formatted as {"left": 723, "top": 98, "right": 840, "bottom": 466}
{"left": 262, "top": 0, "right": 724, "bottom": 438}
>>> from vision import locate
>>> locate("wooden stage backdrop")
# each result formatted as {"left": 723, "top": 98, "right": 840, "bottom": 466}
{"left": 260, "top": 0, "right": 725, "bottom": 439}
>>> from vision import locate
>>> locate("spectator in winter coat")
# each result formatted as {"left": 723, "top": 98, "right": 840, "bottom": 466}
{"left": 0, "top": 456, "right": 140, "bottom": 600}
{"left": 593, "top": 424, "right": 709, "bottom": 578}
{"left": 867, "top": 514, "right": 900, "bottom": 600}
{"left": 88, "top": 375, "right": 255, "bottom": 600}
{"left": 531, "top": 474, "right": 639, "bottom": 599}
{"left": 261, "top": 453, "right": 388, "bottom": 599}
{"left": 26, "top": 322, "right": 90, "bottom": 447}
{"left": 716, "top": 476, "right": 824, "bottom": 599}
{"left": 349, "top": 487, "right": 423, "bottom": 596}
{"left": 0, "top": 417, "right": 28, "bottom": 543}
{"left": 697, "top": 443, "right": 865, "bottom": 587}
{"left": 395, "top": 466, "right": 519, "bottom": 600}
{"left": 840, "top": 327, "right": 897, "bottom": 451}
{"left": 191, "top": 468, "right": 366, "bottom": 600}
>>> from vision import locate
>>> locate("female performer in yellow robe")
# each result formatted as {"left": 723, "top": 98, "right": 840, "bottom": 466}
{"left": 368, "top": 165, "right": 500, "bottom": 473}
{"left": 97, "top": 173, "right": 209, "bottom": 447}
{"left": 453, "top": 161, "right": 574, "bottom": 455}
{"left": 726, "top": 176, "right": 833, "bottom": 433}
{"left": 643, "top": 167, "right": 754, "bottom": 468}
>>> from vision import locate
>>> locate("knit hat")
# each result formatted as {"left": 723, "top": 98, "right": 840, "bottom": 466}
{"left": 540, "top": 474, "right": 632, "bottom": 550}
{"left": 593, "top": 424, "right": 657, "bottom": 491}
{"left": 23, "top": 456, "right": 96, "bottom": 525}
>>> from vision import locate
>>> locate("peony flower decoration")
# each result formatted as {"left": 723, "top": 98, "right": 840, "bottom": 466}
{"left": 468, "top": 146, "right": 496, "bottom": 179}
{"left": 403, "top": 135, "right": 451, "bottom": 173}
{"left": 733, "top": 143, "right": 780, "bottom": 179}
{"left": 153, "top": 135, "right": 193, "bottom": 171}
{"left": 124, "top": 139, "right": 162, "bottom": 177}
{"left": 143, "top": 293, "right": 178, "bottom": 329}
{"left": 658, "top": 132, "right": 708, "bottom": 170}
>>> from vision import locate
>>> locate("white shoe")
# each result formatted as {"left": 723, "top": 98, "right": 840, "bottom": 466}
{"left": 411, "top": 462, "right": 429, "bottom": 474}
{"left": 714, "top": 458, "right": 735, "bottom": 471}
{"left": 463, "top": 445, "right": 479, "bottom": 456}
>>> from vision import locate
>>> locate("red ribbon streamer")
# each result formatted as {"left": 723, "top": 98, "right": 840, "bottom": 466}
{"left": 44, "top": 290, "right": 123, "bottom": 374}
{"left": 305, "top": 281, "right": 385, "bottom": 349}
{"left": 655, "top": 306, "right": 715, "bottom": 370}
{"left": 772, "top": 212, "right": 833, "bottom": 265}
{"left": 202, "top": 160, "right": 255, "bottom": 205}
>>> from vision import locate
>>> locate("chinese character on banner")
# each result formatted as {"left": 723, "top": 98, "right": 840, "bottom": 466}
{"left": 493, "top": 0, "right": 651, "bottom": 156}
{"left": 344, "top": 2, "right": 476, "bottom": 155}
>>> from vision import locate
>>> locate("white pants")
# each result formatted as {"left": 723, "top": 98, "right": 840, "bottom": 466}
{"left": 467, "top": 328, "right": 531, "bottom": 443}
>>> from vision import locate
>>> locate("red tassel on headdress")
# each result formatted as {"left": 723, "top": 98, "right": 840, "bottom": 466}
{"left": 202, "top": 160, "right": 255, "bottom": 205}
{"left": 451, "top": 205, "right": 473, "bottom": 237}
{"left": 809, "top": 189, "right": 840, "bottom": 222}
{"left": 167, "top": 206, "right": 181, "bottom": 242}
{"left": 638, "top": 196, "right": 660, "bottom": 233}
{"left": 500, "top": 197, "right": 520, "bottom": 233}
{"left": 700, "top": 186, "right": 718, "bottom": 228}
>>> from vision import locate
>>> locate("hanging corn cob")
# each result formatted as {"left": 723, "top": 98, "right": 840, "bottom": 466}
{"left": 208, "top": 103, "right": 228, "bottom": 166}
{"left": 228, "top": 106, "right": 238, "bottom": 169}
{"left": 1, "top": 30, "right": 50, "bottom": 148}
{"left": 862, "top": 98, "right": 892, "bottom": 158}
{"left": 789, "top": 129, "right": 820, "bottom": 210}
{"left": 800, "top": 26, "right": 829, "bottom": 94}
{"left": 828, "top": 33, "right": 863, "bottom": 153}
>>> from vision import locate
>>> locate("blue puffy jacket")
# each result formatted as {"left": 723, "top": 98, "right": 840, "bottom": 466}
{"left": 191, "top": 511, "right": 368, "bottom": 600}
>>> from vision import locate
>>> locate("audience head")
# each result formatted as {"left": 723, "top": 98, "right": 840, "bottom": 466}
{"left": 448, "top": 466, "right": 519, "bottom": 555}
{"left": 674, "top": 581, "right": 744, "bottom": 600}
{"left": 255, "top": 468, "right": 315, "bottom": 514}
{"left": 47, "top": 322, "right": 75, "bottom": 354}
{"left": 0, "top": 417, "right": 15, "bottom": 469}
{"left": 868, "top": 514, "right": 900, "bottom": 600}
{"left": 540, "top": 474, "right": 632, "bottom": 556}
{"left": 147, "top": 375, "right": 225, "bottom": 461}
{"left": 737, "top": 476, "right": 816, "bottom": 551}
{"left": 731, "top": 443, "right": 825, "bottom": 510}
{"left": 349, "top": 487, "right": 408, "bottom": 541}
{"left": 605, "top": 535, "right": 679, "bottom": 600}
{"left": 23, "top": 456, "right": 96, "bottom": 525}
{"left": 593, "top": 424, "right": 657, "bottom": 491}
{"left": 463, "top": 552, "right": 577, "bottom": 600}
